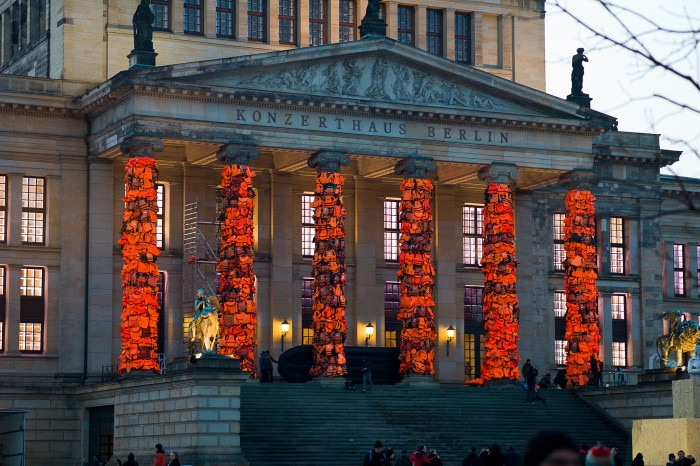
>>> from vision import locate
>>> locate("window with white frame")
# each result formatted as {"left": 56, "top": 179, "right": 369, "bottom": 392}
{"left": 278, "top": 0, "right": 296, "bottom": 45}
{"left": 248, "top": 0, "right": 266, "bottom": 41}
{"left": 610, "top": 217, "right": 625, "bottom": 274}
{"left": 674, "top": 243, "right": 686, "bottom": 296}
{"left": 183, "top": 0, "right": 203, "bottom": 34}
{"left": 19, "top": 267, "right": 44, "bottom": 353}
{"left": 383, "top": 199, "right": 400, "bottom": 262}
{"left": 0, "top": 175, "right": 6, "bottom": 243}
{"left": 612, "top": 341, "right": 626, "bottom": 367}
{"left": 0, "top": 266, "right": 4, "bottom": 352}
{"left": 301, "top": 194, "right": 315, "bottom": 257}
{"left": 554, "top": 291, "right": 566, "bottom": 317}
{"left": 151, "top": 0, "right": 171, "bottom": 30}
{"left": 611, "top": 294, "right": 626, "bottom": 320}
{"left": 22, "top": 176, "right": 45, "bottom": 245}
{"left": 309, "top": 0, "right": 327, "bottom": 46}
{"left": 216, "top": 0, "right": 235, "bottom": 37}
{"left": 463, "top": 205, "right": 483, "bottom": 266}
{"left": 553, "top": 213, "right": 565, "bottom": 271}
{"left": 454, "top": 12, "right": 472, "bottom": 64}
{"left": 555, "top": 339, "right": 567, "bottom": 366}
{"left": 397, "top": 5, "right": 415, "bottom": 46}
{"left": 301, "top": 277, "right": 313, "bottom": 344}
{"left": 156, "top": 184, "right": 165, "bottom": 249}
{"left": 426, "top": 9, "right": 443, "bottom": 56}
{"left": 338, "top": 0, "right": 355, "bottom": 42}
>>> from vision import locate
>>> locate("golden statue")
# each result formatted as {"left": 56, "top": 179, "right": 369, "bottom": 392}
{"left": 189, "top": 289, "right": 221, "bottom": 353}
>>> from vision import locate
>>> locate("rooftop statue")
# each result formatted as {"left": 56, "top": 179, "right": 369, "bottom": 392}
{"left": 571, "top": 48, "right": 588, "bottom": 96}
{"left": 133, "top": 0, "right": 155, "bottom": 52}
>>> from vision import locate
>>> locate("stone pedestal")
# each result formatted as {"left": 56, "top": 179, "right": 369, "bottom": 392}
{"left": 566, "top": 93, "right": 592, "bottom": 108}
{"left": 128, "top": 49, "right": 157, "bottom": 69}
{"left": 632, "top": 379, "right": 700, "bottom": 466}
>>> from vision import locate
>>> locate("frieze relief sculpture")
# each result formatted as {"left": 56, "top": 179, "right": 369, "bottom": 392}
{"left": 232, "top": 56, "right": 504, "bottom": 111}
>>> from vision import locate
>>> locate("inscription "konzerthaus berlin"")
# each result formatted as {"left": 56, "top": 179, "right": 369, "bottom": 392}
{"left": 230, "top": 108, "right": 512, "bottom": 145}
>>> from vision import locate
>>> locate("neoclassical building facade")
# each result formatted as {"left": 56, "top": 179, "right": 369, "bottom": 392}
{"left": 0, "top": 0, "right": 699, "bottom": 464}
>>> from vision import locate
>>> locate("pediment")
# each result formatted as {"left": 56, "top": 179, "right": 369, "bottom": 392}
{"left": 147, "top": 37, "right": 614, "bottom": 126}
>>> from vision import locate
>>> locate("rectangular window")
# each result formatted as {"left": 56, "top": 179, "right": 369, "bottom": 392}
{"left": 554, "top": 291, "right": 566, "bottom": 318}
{"left": 610, "top": 217, "right": 625, "bottom": 274}
{"left": 674, "top": 243, "right": 686, "bottom": 296}
{"left": 216, "top": 0, "right": 235, "bottom": 37}
{"left": 156, "top": 184, "right": 165, "bottom": 249}
{"left": 184, "top": 0, "right": 203, "bottom": 34}
{"left": 301, "top": 194, "right": 315, "bottom": 257}
{"left": 151, "top": 0, "right": 171, "bottom": 30}
{"left": 464, "top": 286, "right": 483, "bottom": 322}
{"left": 455, "top": 12, "right": 472, "bottom": 64}
{"left": 385, "top": 330, "right": 397, "bottom": 348}
{"left": 279, "top": 0, "right": 296, "bottom": 45}
{"left": 553, "top": 213, "right": 565, "bottom": 271}
{"left": 426, "top": 9, "right": 443, "bottom": 56}
{"left": 302, "top": 327, "right": 314, "bottom": 345}
{"left": 19, "top": 267, "right": 44, "bottom": 353}
{"left": 611, "top": 294, "right": 625, "bottom": 320}
{"left": 338, "top": 0, "right": 355, "bottom": 42}
{"left": 463, "top": 205, "right": 483, "bottom": 266}
{"left": 248, "top": 0, "right": 266, "bottom": 41}
{"left": 697, "top": 245, "right": 700, "bottom": 297}
{"left": 397, "top": 5, "right": 414, "bottom": 46}
{"left": 555, "top": 339, "right": 567, "bottom": 366}
{"left": 0, "top": 266, "right": 4, "bottom": 352}
{"left": 384, "top": 281, "right": 400, "bottom": 320}
{"left": 302, "top": 277, "right": 313, "bottom": 344}
{"left": 309, "top": 0, "right": 327, "bottom": 46}
{"left": 464, "top": 333, "right": 484, "bottom": 381}
{"left": 383, "top": 199, "right": 400, "bottom": 261}
{"left": 0, "top": 175, "right": 6, "bottom": 243}
{"left": 22, "top": 176, "right": 45, "bottom": 245}
{"left": 612, "top": 341, "right": 626, "bottom": 367}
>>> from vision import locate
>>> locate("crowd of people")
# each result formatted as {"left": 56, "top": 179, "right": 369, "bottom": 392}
{"left": 364, "top": 433, "right": 695, "bottom": 466}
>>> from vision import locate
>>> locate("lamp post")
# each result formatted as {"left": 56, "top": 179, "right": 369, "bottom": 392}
{"left": 365, "top": 322, "right": 374, "bottom": 347}
{"left": 281, "top": 318, "right": 290, "bottom": 352}
{"left": 446, "top": 324, "right": 455, "bottom": 356}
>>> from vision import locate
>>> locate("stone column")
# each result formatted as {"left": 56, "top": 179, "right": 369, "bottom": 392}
{"left": 559, "top": 169, "right": 600, "bottom": 388}
{"left": 475, "top": 162, "right": 520, "bottom": 383}
{"left": 215, "top": 141, "right": 260, "bottom": 376}
{"left": 307, "top": 150, "right": 350, "bottom": 379}
{"left": 118, "top": 136, "right": 164, "bottom": 374}
{"left": 395, "top": 157, "right": 437, "bottom": 376}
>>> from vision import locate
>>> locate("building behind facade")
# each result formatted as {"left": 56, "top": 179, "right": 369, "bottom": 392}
{"left": 0, "top": 0, "right": 699, "bottom": 464}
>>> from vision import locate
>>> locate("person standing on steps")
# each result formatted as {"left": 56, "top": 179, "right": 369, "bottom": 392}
{"left": 364, "top": 440, "right": 389, "bottom": 466}
{"left": 362, "top": 357, "right": 374, "bottom": 392}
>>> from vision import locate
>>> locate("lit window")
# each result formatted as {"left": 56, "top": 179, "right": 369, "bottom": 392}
{"left": 397, "top": 5, "right": 414, "bottom": 46}
{"left": 248, "top": 0, "right": 266, "bottom": 41}
{"left": 384, "top": 281, "right": 400, "bottom": 320}
{"left": 19, "top": 267, "right": 44, "bottom": 353}
{"left": 464, "top": 333, "right": 484, "bottom": 381}
{"left": 301, "top": 194, "right": 315, "bottom": 257}
{"left": 455, "top": 12, "right": 472, "bottom": 64}
{"left": 463, "top": 205, "right": 483, "bottom": 266}
{"left": 302, "top": 327, "right": 314, "bottom": 345}
{"left": 612, "top": 341, "right": 626, "bottom": 367}
{"left": 302, "top": 277, "right": 313, "bottom": 344}
{"left": 151, "top": 0, "right": 170, "bottom": 30}
{"left": 216, "top": 0, "right": 235, "bottom": 37}
{"left": 0, "top": 266, "right": 4, "bottom": 352}
{"left": 464, "top": 286, "right": 483, "bottom": 322}
{"left": 383, "top": 199, "right": 400, "bottom": 261}
{"left": 554, "top": 291, "right": 566, "bottom": 318}
{"left": 552, "top": 213, "right": 565, "bottom": 271}
{"left": 611, "top": 294, "right": 625, "bottom": 320}
{"left": 0, "top": 175, "right": 6, "bottom": 243}
{"left": 610, "top": 217, "right": 624, "bottom": 274}
{"left": 22, "top": 177, "right": 45, "bottom": 245}
{"left": 338, "top": 0, "right": 355, "bottom": 42}
{"left": 555, "top": 340, "right": 567, "bottom": 366}
{"left": 278, "top": 0, "right": 296, "bottom": 44}
{"left": 156, "top": 184, "right": 165, "bottom": 249}
{"left": 674, "top": 244, "right": 686, "bottom": 296}
{"left": 184, "top": 0, "right": 203, "bottom": 34}
{"left": 385, "top": 330, "right": 397, "bottom": 348}
{"left": 309, "top": 0, "right": 327, "bottom": 46}
{"left": 426, "top": 9, "right": 443, "bottom": 56}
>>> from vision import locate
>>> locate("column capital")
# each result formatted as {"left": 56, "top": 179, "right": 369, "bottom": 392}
{"left": 308, "top": 150, "right": 350, "bottom": 173}
{"left": 394, "top": 157, "right": 436, "bottom": 179}
{"left": 478, "top": 162, "right": 519, "bottom": 184}
{"left": 558, "top": 169, "right": 597, "bottom": 190}
{"left": 216, "top": 141, "right": 260, "bottom": 165}
{"left": 119, "top": 136, "right": 164, "bottom": 158}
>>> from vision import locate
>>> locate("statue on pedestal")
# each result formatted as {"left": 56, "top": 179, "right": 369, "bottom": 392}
{"left": 189, "top": 288, "right": 221, "bottom": 353}
{"left": 688, "top": 345, "right": 700, "bottom": 380}
{"left": 656, "top": 310, "right": 700, "bottom": 367}
{"left": 571, "top": 48, "right": 588, "bottom": 96}
{"left": 133, "top": 0, "right": 155, "bottom": 52}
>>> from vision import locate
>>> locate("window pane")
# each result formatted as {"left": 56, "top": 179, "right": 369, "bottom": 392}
{"left": 21, "top": 267, "right": 43, "bottom": 297}
{"left": 184, "top": 0, "right": 203, "bottom": 34}
{"left": 309, "top": 0, "right": 327, "bottom": 45}
{"left": 612, "top": 341, "right": 626, "bottom": 367}
{"left": 216, "top": 0, "right": 235, "bottom": 37}
{"left": 611, "top": 294, "right": 625, "bottom": 320}
{"left": 22, "top": 177, "right": 45, "bottom": 245}
{"left": 301, "top": 277, "right": 313, "bottom": 315}
{"left": 278, "top": 0, "right": 296, "bottom": 44}
{"left": 554, "top": 291, "right": 566, "bottom": 318}
{"left": 19, "top": 322, "right": 42, "bottom": 351}
{"left": 383, "top": 200, "right": 399, "bottom": 261}
{"left": 301, "top": 195, "right": 315, "bottom": 257}
{"left": 610, "top": 217, "right": 624, "bottom": 274}
{"left": 555, "top": 340, "right": 566, "bottom": 366}
{"left": 463, "top": 205, "right": 483, "bottom": 266}
{"left": 151, "top": 0, "right": 170, "bottom": 30}
{"left": 674, "top": 244, "right": 685, "bottom": 296}
{"left": 455, "top": 12, "right": 472, "bottom": 64}
{"left": 339, "top": 0, "right": 355, "bottom": 42}
{"left": 248, "top": 0, "right": 266, "bottom": 41}
{"left": 0, "top": 175, "right": 5, "bottom": 243}
{"left": 464, "top": 286, "right": 483, "bottom": 322}
{"left": 552, "top": 213, "right": 565, "bottom": 271}
{"left": 426, "top": 9, "right": 443, "bottom": 56}
{"left": 156, "top": 184, "right": 165, "bottom": 249}
{"left": 397, "top": 6, "right": 414, "bottom": 45}
{"left": 384, "top": 281, "right": 400, "bottom": 319}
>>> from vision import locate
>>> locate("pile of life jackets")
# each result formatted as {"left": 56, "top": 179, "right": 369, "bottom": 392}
{"left": 216, "top": 164, "right": 258, "bottom": 376}
{"left": 563, "top": 189, "right": 600, "bottom": 388}
{"left": 479, "top": 183, "right": 520, "bottom": 383}
{"left": 397, "top": 178, "right": 436, "bottom": 376}
{"left": 309, "top": 172, "right": 348, "bottom": 378}
{"left": 118, "top": 157, "right": 161, "bottom": 374}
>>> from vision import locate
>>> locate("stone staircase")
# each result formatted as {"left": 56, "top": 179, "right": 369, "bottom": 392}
{"left": 240, "top": 380, "right": 631, "bottom": 466}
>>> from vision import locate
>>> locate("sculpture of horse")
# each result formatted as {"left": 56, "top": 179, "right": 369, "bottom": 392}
{"left": 656, "top": 310, "right": 700, "bottom": 367}
{"left": 189, "top": 294, "right": 221, "bottom": 353}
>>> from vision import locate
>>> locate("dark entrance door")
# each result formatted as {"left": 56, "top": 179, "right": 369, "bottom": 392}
{"left": 88, "top": 405, "right": 114, "bottom": 464}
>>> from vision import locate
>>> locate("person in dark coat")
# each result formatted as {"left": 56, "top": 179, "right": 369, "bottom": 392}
{"left": 523, "top": 431, "right": 579, "bottom": 466}
{"left": 364, "top": 440, "right": 389, "bottom": 466}
{"left": 631, "top": 453, "right": 644, "bottom": 466}
{"left": 487, "top": 444, "right": 507, "bottom": 466}
{"left": 505, "top": 445, "right": 523, "bottom": 466}
{"left": 463, "top": 447, "right": 479, "bottom": 466}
